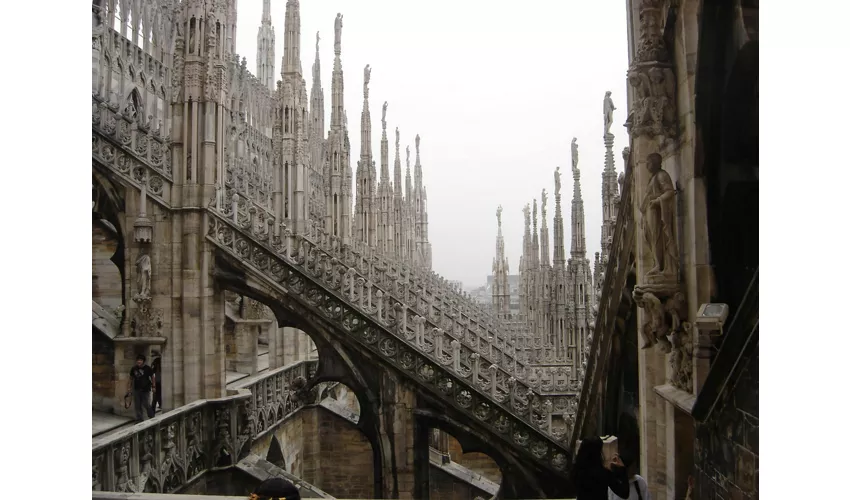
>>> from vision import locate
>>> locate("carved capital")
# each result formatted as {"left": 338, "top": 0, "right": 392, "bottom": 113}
{"left": 626, "top": 0, "right": 677, "bottom": 143}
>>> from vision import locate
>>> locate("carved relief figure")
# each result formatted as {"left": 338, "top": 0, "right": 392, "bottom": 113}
{"left": 136, "top": 252, "right": 152, "bottom": 298}
{"left": 639, "top": 153, "right": 677, "bottom": 280}
{"left": 603, "top": 91, "right": 616, "bottom": 135}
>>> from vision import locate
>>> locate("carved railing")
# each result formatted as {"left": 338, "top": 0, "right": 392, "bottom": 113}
{"left": 92, "top": 95, "right": 173, "bottom": 208}
{"left": 206, "top": 209, "right": 572, "bottom": 474}
{"left": 92, "top": 360, "right": 317, "bottom": 494}
{"left": 569, "top": 151, "right": 636, "bottom": 447}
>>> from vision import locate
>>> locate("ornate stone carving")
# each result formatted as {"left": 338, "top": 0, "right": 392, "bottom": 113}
{"left": 638, "top": 153, "right": 678, "bottom": 283}
{"left": 134, "top": 252, "right": 152, "bottom": 300}
{"left": 626, "top": 0, "right": 677, "bottom": 142}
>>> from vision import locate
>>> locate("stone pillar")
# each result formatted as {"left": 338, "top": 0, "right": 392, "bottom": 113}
{"left": 376, "top": 373, "right": 419, "bottom": 499}
{"left": 230, "top": 319, "right": 259, "bottom": 375}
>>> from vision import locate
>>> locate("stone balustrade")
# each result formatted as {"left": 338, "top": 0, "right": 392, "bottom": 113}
{"left": 92, "top": 360, "right": 317, "bottom": 495}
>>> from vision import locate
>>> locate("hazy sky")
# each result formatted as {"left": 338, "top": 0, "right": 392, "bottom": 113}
{"left": 235, "top": 0, "right": 630, "bottom": 287}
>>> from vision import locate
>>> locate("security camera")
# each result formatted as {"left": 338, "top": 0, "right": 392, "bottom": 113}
{"left": 693, "top": 303, "right": 729, "bottom": 334}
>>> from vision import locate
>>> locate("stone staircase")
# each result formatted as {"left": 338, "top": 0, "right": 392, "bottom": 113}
{"left": 93, "top": 95, "right": 576, "bottom": 479}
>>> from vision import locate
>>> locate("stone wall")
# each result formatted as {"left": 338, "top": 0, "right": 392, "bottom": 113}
{"left": 429, "top": 466, "right": 494, "bottom": 500}
{"left": 251, "top": 405, "right": 374, "bottom": 498}
{"left": 302, "top": 406, "right": 374, "bottom": 499}
{"left": 92, "top": 329, "right": 115, "bottom": 411}
{"left": 694, "top": 340, "right": 759, "bottom": 500}
{"left": 445, "top": 433, "right": 502, "bottom": 484}
{"left": 92, "top": 219, "right": 122, "bottom": 311}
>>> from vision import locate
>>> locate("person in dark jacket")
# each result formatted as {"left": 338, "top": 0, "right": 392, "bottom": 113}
{"left": 249, "top": 477, "right": 300, "bottom": 500}
{"left": 572, "top": 436, "right": 630, "bottom": 500}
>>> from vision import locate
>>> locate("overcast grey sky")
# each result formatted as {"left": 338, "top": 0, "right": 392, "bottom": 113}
{"left": 235, "top": 0, "right": 629, "bottom": 287}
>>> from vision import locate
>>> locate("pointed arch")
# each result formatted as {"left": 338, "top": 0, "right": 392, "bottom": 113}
{"left": 266, "top": 435, "right": 286, "bottom": 470}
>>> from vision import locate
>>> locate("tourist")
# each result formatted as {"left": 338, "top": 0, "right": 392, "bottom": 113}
{"left": 150, "top": 356, "right": 163, "bottom": 417}
{"left": 572, "top": 436, "right": 630, "bottom": 500}
{"left": 127, "top": 354, "right": 155, "bottom": 422}
{"left": 607, "top": 454, "right": 650, "bottom": 500}
{"left": 249, "top": 477, "right": 301, "bottom": 500}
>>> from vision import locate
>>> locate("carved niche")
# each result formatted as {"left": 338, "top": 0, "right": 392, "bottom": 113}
{"left": 632, "top": 153, "right": 691, "bottom": 391}
{"left": 625, "top": 0, "right": 678, "bottom": 144}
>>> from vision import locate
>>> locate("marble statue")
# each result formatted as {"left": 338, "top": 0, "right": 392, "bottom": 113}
{"left": 639, "top": 153, "right": 678, "bottom": 280}
{"left": 334, "top": 13, "right": 343, "bottom": 48}
{"left": 406, "top": 145, "right": 410, "bottom": 166}
{"left": 395, "top": 127, "right": 400, "bottom": 149}
{"left": 523, "top": 203, "right": 531, "bottom": 227}
{"left": 382, "top": 101, "right": 388, "bottom": 130}
{"left": 541, "top": 189, "right": 548, "bottom": 217}
{"left": 496, "top": 205, "right": 503, "bottom": 227}
{"left": 315, "top": 31, "right": 320, "bottom": 53}
{"left": 363, "top": 64, "right": 371, "bottom": 97}
{"left": 554, "top": 167, "right": 562, "bottom": 196}
{"left": 136, "top": 253, "right": 152, "bottom": 298}
{"left": 415, "top": 134, "right": 421, "bottom": 153}
{"left": 571, "top": 138, "right": 579, "bottom": 170}
{"left": 603, "top": 91, "right": 616, "bottom": 135}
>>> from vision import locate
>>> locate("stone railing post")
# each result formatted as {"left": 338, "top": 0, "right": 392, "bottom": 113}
{"left": 231, "top": 193, "right": 240, "bottom": 224}
{"left": 366, "top": 280, "right": 373, "bottom": 310}
{"left": 348, "top": 269, "right": 357, "bottom": 301}
{"left": 357, "top": 278, "right": 366, "bottom": 309}
{"left": 375, "top": 289, "right": 384, "bottom": 322}
{"left": 451, "top": 340, "right": 461, "bottom": 372}
{"left": 471, "top": 352, "right": 480, "bottom": 384}
{"left": 489, "top": 364, "right": 499, "bottom": 397}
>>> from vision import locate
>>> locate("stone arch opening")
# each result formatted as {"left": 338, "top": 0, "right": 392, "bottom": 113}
{"left": 429, "top": 428, "right": 503, "bottom": 496}
{"left": 266, "top": 435, "right": 286, "bottom": 470}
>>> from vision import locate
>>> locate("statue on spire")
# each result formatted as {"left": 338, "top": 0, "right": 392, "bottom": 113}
{"left": 554, "top": 167, "right": 562, "bottom": 196}
{"left": 395, "top": 127, "right": 400, "bottom": 149}
{"left": 603, "top": 91, "right": 617, "bottom": 135}
{"left": 541, "top": 189, "right": 548, "bottom": 217}
{"left": 363, "top": 64, "right": 371, "bottom": 98}
{"left": 334, "top": 14, "right": 343, "bottom": 52}
{"left": 523, "top": 204, "right": 531, "bottom": 228}
{"left": 316, "top": 31, "right": 320, "bottom": 53}
{"left": 406, "top": 145, "right": 410, "bottom": 166}
{"left": 382, "top": 101, "right": 388, "bottom": 130}
{"left": 415, "top": 134, "right": 420, "bottom": 154}
{"left": 496, "top": 205, "right": 503, "bottom": 227}
{"left": 571, "top": 138, "right": 579, "bottom": 170}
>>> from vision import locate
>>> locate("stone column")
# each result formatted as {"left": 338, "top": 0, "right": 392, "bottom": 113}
{"left": 375, "top": 372, "right": 419, "bottom": 499}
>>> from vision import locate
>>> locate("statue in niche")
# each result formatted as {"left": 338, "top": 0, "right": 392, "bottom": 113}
{"left": 382, "top": 101, "right": 388, "bottom": 130}
{"left": 554, "top": 167, "right": 562, "bottom": 196}
{"left": 603, "top": 91, "right": 616, "bottom": 135}
{"left": 135, "top": 252, "right": 152, "bottom": 299}
{"left": 571, "top": 138, "right": 579, "bottom": 170}
{"left": 189, "top": 21, "right": 196, "bottom": 54}
{"left": 496, "top": 205, "right": 503, "bottom": 227}
{"left": 639, "top": 153, "right": 677, "bottom": 281}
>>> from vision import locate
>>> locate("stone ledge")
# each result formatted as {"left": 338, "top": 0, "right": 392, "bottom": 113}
{"left": 653, "top": 383, "right": 696, "bottom": 414}
{"left": 112, "top": 336, "right": 168, "bottom": 345}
